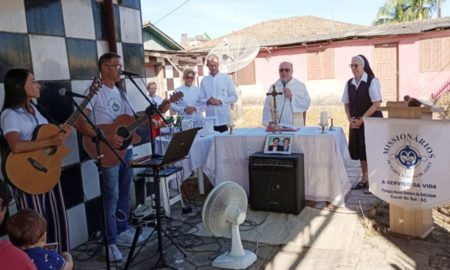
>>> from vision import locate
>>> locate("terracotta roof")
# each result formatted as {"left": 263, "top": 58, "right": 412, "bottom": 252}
{"left": 190, "top": 16, "right": 362, "bottom": 51}
{"left": 191, "top": 16, "right": 450, "bottom": 51}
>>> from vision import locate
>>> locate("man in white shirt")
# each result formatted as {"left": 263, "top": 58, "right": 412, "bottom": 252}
{"left": 147, "top": 81, "right": 163, "bottom": 106}
{"left": 262, "top": 62, "right": 311, "bottom": 127}
{"left": 74, "top": 52, "right": 143, "bottom": 261}
{"left": 200, "top": 54, "right": 237, "bottom": 132}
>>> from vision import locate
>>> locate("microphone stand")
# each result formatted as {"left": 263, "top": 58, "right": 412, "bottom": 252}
{"left": 71, "top": 98, "right": 125, "bottom": 270}
{"left": 124, "top": 73, "right": 168, "bottom": 154}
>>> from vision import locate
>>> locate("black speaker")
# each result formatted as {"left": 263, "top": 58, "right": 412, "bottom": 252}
{"left": 249, "top": 152, "right": 305, "bottom": 214}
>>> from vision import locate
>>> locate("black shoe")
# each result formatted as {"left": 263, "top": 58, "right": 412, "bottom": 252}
{"left": 352, "top": 181, "right": 369, "bottom": 190}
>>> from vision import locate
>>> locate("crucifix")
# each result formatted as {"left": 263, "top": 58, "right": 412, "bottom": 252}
{"left": 266, "top": 85, "right": 283, "bottom": 133}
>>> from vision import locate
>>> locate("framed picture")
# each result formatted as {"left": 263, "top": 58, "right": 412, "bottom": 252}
{"left": 263, "top": 134, "right": 293, "bottom": 154}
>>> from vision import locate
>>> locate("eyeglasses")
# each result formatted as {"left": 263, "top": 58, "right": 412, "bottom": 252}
{"left": 105, "top": 64, "right": 122, "bottom": 70}
{"left": 349, "top": 64, "right": 359, "bottom": 68}
{"left": 185, "top": 76, "right": 195, "bottom": 80}
{"left": 279, "top": 68, "right": 290, "bottom": 72}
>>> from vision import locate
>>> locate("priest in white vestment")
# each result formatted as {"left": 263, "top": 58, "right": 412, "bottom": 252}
{"left": 262, "top": 62, "right": 311, "bottom": 127}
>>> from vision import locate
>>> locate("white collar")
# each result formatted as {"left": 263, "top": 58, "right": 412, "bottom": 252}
{"left": 351, "top": 72, "right": 368, "bottom": 86}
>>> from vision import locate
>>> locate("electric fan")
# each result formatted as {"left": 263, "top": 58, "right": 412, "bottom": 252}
{"left": 202, "top": 181, "right": 257, "bottom": 269}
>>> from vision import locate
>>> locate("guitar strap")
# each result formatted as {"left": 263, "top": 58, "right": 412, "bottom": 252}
{"left": 118, "top": 88, "right": 138, "bottom": 118}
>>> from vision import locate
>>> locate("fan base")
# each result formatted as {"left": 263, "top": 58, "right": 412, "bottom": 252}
{"left": 212, "top": 249, "right": 257, "bottom": 269}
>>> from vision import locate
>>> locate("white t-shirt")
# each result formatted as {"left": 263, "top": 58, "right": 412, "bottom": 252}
{"left": 0, "top": 104, "right": 48, "bottom": 141}
{"left": 171, "top": 85, "right": 203, "bottom": 119}
{"left": 85, "top": 84, "right": 135, "bottom": 125}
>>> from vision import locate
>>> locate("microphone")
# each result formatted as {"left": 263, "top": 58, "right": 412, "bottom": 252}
{"left": 120, "top": 69, "right": 140, "bottom": 77}
{"left": 59, "top": 88, "right": 88, "bottom": 99}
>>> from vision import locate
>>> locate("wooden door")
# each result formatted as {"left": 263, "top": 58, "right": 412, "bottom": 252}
{"left": 374, "top": 43, "right": 399, "bottom": 102}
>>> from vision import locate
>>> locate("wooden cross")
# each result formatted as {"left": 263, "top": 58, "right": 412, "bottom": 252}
{"left": 266, "top": 85, "right": 283, "bottom": 133}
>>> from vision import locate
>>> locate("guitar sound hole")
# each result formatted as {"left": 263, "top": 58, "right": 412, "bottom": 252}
{"left": 45, "top": 146, "right": 57, "bottom": 155}
{"left": 117, "top": 127, "right": 130, "bottom": 140}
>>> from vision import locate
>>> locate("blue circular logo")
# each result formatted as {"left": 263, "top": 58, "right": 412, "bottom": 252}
{"left": 395, "top": 145, "right": 421, "bottom": 169}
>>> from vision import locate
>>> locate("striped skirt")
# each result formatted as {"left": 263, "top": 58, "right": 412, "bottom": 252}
{"left": 12, "top": 183, "right": 70, "bottom": 252}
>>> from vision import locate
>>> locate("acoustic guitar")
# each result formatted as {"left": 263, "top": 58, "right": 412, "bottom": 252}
{"left": 82, "top": 92, "right": 184, "bottom": 168}
{"left": 5, "top": 79, "right": 102, "bottom": 195}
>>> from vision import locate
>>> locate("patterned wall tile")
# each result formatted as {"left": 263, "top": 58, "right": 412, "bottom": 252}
{"left": 124, "top": 78, "right": 148, "bottom": 112}
{"left": 167, "top": 78, "right": 174, "bottom": 90}
{"left": 61, "top": 0, "right": 95, "bottom": 39}
{"left": 81, "top": 160, "right": 100, "bottom": 200}
{"left": 29, "top": 35, "right": 70, "bottom": 80}
{"left": 66, "top": 38, "right": 98, "bottom": 80}
{"left": 197, "top": 65, "right": 204, "bottom": 76}
{"left": 120, "top": 0, "right": 140, "bottom": 10}
{"left": 119, "top": 6, "right": 142, "bottom": 44}
{"left": 61, "top": 130, "right": 81, "bottom": 167}
{"left": 164, "top": 65, "right": 174, "bottom": 78}
{"left": 24, "top": 0, "right": 65, "bottom": 36}
{"left": 84, "top": 197, "right": 103, "bottom": 238}
{"left": 122, "top": 42, "right": 145, "bottom": 77}
{"left": 61, "top": 164, "right": 84, "bottom": 209}
{"left": 66, "top": 204, "right": 88, "bottom": 248}
{"left": 37, "top": 80, "right": 73, "bottom": 124}
{"left": 71, "top": 80, "right": 99, "bottom": 97}
{"left": 0, "top": 1, "right": 27, "bottom": 33}
{"left": 96, "top": 41, "right": 123, "bottom": 63}
{"left": 0, "top": 32, "right": 32, "bottom": 83}
{"left": 92, "top": 1, "right": 121, "bottom": 42}
{"left": 77, "top": 132, "right": 90, "bottom": 163}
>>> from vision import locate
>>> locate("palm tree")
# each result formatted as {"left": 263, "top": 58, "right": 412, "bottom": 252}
{"left": 373, "top": 0, "right": 443, "bottom": 25}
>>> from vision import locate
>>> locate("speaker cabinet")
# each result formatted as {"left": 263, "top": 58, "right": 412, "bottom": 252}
{"left": 249, "top": 152, "right": 305, "bottom": 214}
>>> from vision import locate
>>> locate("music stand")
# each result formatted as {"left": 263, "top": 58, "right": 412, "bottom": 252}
{"left": 127, "top": 128, "right": 199, "bottom": 269}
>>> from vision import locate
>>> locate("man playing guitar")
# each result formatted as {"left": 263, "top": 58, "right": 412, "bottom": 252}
{"left": 74, "top": 52, "right": 142, "bottom": 261}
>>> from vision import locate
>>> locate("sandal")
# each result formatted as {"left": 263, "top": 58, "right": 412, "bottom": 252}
{"left": 352, "top": 181, "right": 369, "bottom": 190}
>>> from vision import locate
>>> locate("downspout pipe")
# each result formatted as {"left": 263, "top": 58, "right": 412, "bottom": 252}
{"left": 103, "top": 0, "right": 117, "bottom": 53}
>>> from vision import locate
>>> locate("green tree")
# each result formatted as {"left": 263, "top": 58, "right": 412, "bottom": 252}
{"left": 374, "top": 0, "right": 442, "bottom": 25}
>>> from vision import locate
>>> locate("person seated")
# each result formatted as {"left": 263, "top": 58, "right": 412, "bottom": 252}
{"left": 6, "top": 209, "right": 73, "bottom": 270}
{"left": 0, "top": 181, "right": 37, "bottom": 270}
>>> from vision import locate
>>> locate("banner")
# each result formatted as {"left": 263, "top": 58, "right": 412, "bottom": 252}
{"left": 365, "top": 118, "right": 450, "bottom": 209}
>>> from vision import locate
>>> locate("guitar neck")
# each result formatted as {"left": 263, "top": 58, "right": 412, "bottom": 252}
{"left": 65, "top": 90, "right": 96, "bottom": 126}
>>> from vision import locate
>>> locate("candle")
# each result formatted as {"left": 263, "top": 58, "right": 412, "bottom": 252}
{"left": 320, "top": 111, "right": 328, "bottom": 126}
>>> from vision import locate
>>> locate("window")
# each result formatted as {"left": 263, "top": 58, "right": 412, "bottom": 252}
{"left": 307, "top": 48, "right": 335, "bottom": 80}
{"left": 420, "top": 37, "right": 450, "bottom": 72}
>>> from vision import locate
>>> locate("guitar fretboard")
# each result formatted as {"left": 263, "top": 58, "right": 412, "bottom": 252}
{"left": 65, "top": 80, "right": 99, "bottom": 126}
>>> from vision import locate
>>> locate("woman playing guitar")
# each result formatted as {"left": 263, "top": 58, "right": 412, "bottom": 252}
{"left": 0, "top": 69, "right": 72, "bottom": 252}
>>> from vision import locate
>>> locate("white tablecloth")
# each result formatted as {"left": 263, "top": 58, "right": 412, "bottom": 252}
{"left": 203, "top": 127, "right": 351, "bottom": 207}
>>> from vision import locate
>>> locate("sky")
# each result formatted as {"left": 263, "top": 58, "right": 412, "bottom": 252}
{"left": 141, "top": 0, "right": 450, "bottom": 43}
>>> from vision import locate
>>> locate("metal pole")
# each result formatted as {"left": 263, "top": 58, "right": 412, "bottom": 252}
{"left": 438, "top": 0, "right": 442, "bottom": 18}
